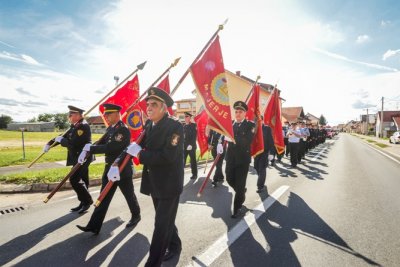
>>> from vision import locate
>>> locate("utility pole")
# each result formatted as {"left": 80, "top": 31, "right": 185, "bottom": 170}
{"left": 366, "top": 108, "right": 369, "bottom": 135}
{"left": 380, "top": 97, "right": 384, "bottom": 138}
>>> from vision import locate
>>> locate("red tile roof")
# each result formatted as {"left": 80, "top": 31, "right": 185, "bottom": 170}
{"left": 282, "top": 107, "right": 305, "bottom": 123}
{"left": 377, "top": 111, "right": 400, "bottom": 122}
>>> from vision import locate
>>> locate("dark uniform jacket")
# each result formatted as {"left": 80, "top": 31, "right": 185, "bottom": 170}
{"left": 90, "top": 120, "right": 131, "bottom": 166}
{"left": 48, "top": 119, "right": 91, "bottom": 166}
{"left": 262, "top": 125, "right": 274, "bottom": 155}
{"left": 183, "top": 122, "right": 197, "bottom": 149}
{"left": 208, "top": 130, "right": 224, "bottom": 148}
{"left": 225, "top": 119, "right": 255, "bottom": 165}
{"left": 138, "top": 114, "right": 184, "bottom": 199}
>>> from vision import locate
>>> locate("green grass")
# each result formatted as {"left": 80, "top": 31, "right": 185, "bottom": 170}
{"left": 375, "top": 143, "right": 389, "bottom": 148}
{"left": 366, "top": 139, "right": 376, "bottom": 143}
{"left": 0, "top": 130, "right": 103, "bottom": 142}
{"left": 0, "top": 163, "right": 143, "bottom": 184}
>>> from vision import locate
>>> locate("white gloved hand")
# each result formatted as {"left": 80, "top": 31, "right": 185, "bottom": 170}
{"left": 268, "top": 154, "right": 274, "bottom": 161}
{"left": 43, "top": 144, "right": 50, "bottom": 153}
{"left": 107, "top": 166, "right": 120, "bottom": 182}
{"left": 55, "top": 136, "right": 64, "bottom": 143}
{"left": 224, "top": 136, "right": 232, "bottom": 142}
{"left": 78, "top": 151, "right": 87, "bottom": 164}
{"left": 187, "top": 145, "right": 192, "bottom": 151}
{"left": 126, "top": 142, "right": 142, "bottom": 157}
{"left": 82, "top": 143, "right": 92, "bottom": 152}
{"left": 217, "top": 143, "right": 224, "bottom": 154}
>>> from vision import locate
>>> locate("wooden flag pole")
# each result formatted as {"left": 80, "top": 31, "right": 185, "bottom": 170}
{"left": 170, "top": 19, "right": 228, "bottom": 97}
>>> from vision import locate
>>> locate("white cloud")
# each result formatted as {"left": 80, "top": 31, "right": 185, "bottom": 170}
{"left": 380, "top": 20, "right": 390, "bottom": 27}
{"left": 0, "top": 51, "right": 42, "bottom": 66}
{"left": 382, "top": 49, "right": 400, "bottom": 60}
{"left": 356, "top": 35, "right": 370, "bottom": 44}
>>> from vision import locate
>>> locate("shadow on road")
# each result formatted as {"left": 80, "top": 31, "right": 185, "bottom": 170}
{"left": 13, "top": 217, "right": 149, "bottom": 266}
{"left": 227, "top": 192, "right": 380, "bottom": 266}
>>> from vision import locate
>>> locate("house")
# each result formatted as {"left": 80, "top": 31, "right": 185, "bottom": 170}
{"left": 305, "top": 112, "right": 319, "bottom": 126}
{"left": 360, "top": 114, "right": 376, "bottom": 135}
{"left": 375, "top": 111, "right": 400, "bottom": 137}
{"left": 281, "top": 107, "right": 306, "bottom": 124}
{"left": 86, "top": 116, "right": 106, "bottom": 134}
{"left": 175, "top": 98, "right": 196, "bottom": 122}
{"left": 7, "top": 122, "right": 55, "bottom": 132}
{"left": 393, "top": 115, "right": 400, "bottom": 131}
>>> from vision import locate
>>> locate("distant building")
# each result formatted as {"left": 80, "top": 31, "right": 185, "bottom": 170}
{"left": 393, "top": 115, "right": 400, "bottom": 131}
{"left": 305, "top": 112, "right": 320, "bottom": 126}
{"left": 282, "top": 107, "right": 305, "bottom": 124}
{"left": 375, "top": 111, "right": 400, "bottom": 137}
{"left": 175, "top": 98, "right": 196, "bottom": 122}
{"left": 7, "top": 122, "right": 55, "bottom": 132}
{"left": 86, "top": 116, "right": 106, "bottom": 134}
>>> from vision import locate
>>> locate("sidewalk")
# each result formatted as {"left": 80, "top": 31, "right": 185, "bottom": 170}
{"left": 352, "top": 133, "right": 400, "bottom": 161}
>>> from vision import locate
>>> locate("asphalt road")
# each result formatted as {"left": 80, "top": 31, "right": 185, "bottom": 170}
{"left": 0, "top": 133, "right": 399, "bottom": 267}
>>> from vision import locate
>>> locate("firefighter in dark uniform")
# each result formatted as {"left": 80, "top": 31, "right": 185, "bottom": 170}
{"left": 225, "top": 101, "right": 255, "bottom": 218}
{"left": 122, "top": 87, "right": 183, "bottom": 266}
{"left": 76, "top": 103, "right": 141, "bottom": 234}
{"left": 254, "top": 120, "right": 274, "bottom": 194}
{"left": 183, "top": 112, "right": 197, "bottom": 179}
{"left": 43, "top": 105, "right": 93, "bottom": 213}
{"left": 208, "top": 129, "right": 225, "bottom": 187}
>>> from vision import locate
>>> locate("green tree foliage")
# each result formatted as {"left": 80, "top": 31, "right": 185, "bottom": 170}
{"left": 0, "top": 114, "right": 13, "bottom": 129}
{"left": 35, "top": 113, "right": 69, "bottom": 129}
{"left": 319, "top": 114, "right": 327, "bottom": 125}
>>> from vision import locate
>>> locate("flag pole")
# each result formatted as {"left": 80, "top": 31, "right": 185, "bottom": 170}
{"left": 120, "top": 57, "right": 181, "bottom": 119}
{"left": 170, "top": 19, "right": 228, "bottom": 97}
{"left": 27, "top": 61, "right": 147, "bottom": 168}
{"left": 244, "top": 75, "right": 261, "bottom": 103}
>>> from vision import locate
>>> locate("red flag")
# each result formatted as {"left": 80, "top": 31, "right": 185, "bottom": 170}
{"left": 99, "top": 75, "right": 143, "bottom": 164}
{"left": 247, "top": 85, "right": 264, "bottom": 157}
{"left": 264, "top": 88, "right": 284, "bottom": 154}
{"left": 190, "top": 36, "right": 234, "bottom": 141}
{"left": 194, "top": 109, "right": 209, "bottom": 157}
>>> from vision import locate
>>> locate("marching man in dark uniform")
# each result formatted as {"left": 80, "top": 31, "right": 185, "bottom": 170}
{"left": 208, "top": 129, "right": 225, "bottom": 187}
{"left": 225, "top": 101, "right": 255, "bottom": 218}
{"left": 43, "top": 105, "right": 93, "bottom": 213}
{"left": 119, "top": 87, "right": 183, "bottom": 266}
{"left": 254, "top": 118, "right": 274, "bottom": 194}
{"left": 76, "top": 103, "right": 141, "bottom": 234}
{"left": 183, "top": 112, "right": 197, "bottom": 180}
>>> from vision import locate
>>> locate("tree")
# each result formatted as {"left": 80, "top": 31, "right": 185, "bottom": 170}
{"left": 53, "top": 113, "right": 69, "bottom": 129}
{"left": 37, "top": 113, "right": 53, "bottom": 122}
{"left": 319, "top": 114, "right": 327, "bottom": 126}
{"left": 0, "top": 114, "right": 13, "bottom": 129}
{"left": 27, "top": 117, "right": 37, "bottom": 123}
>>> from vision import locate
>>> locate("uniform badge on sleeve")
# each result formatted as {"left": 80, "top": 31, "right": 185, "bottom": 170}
{"left": 171, "top": 134, "right": 180, "bottom": 146}
{"left": 77, "top": 130, "right": 84, "bottom": 136}
{"left": 115, "top": 133, "right": 123, "bottom": 142}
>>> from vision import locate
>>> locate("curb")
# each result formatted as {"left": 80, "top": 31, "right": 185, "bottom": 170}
{"left": 0, "top": 160, "right": 209, "bottom": 194}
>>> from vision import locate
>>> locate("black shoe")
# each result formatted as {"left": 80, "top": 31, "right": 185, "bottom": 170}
{"left": 211, "top": 181, "right": 218, "bottom": 187}
{"left": 71, "top": 203, "right": 83, "bottom": 212}
{"left": 76, "top": 225, "right": 99, "bottom": 235}
{"left": 256, "top": 186, "right": 265, "bottom": 193}
{"left": 163, "top": 248, "right": 181, "bottom": 261}
{"left": 231, "top": 210, "right": 240, "bottom": 219}
{"left": 78, "top": 200, "right": 93, "bottom": 214}
{"left": 190, "top": 175, "right": 197, "bottom": 180}
{"left": 126, "top": 215, "right": 141, "bottom": 228}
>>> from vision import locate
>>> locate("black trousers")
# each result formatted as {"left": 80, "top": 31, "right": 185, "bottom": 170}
{"left": 254, "top": 153, "right": 268, "bottom": 189}
{"left": 284, "top": 138, "right": 290, "bottom": 156}
{"left": 289, "top": 142, "right": 300, "bottom": 167}
{"left": 86, "top": 164, "right": 140, "bottom": 231}
{"left": 226, "top": 162, "right": 250, "bottom": 212}
{"left": 184, "top": 148, "right": 197, "bottom": 176}
{"left": 69, "top": 160, "right": 92, "bottom": 205}
{"left": 298, "top": 140, "right": 305, "bottom": 162}
{"left": 145, "top": 196, "right": 181, "bottom": 267}
{"left": 211, "top": 149, "right": 225, "bottom": 181}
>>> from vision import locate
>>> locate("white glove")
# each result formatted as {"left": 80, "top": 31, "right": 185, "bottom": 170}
{"left": 126, "top": 142, "right": 142, "bottom": 157}
{"left": 107, "top": 166, "right": 120, "bottom": 182}
{"left": 55, "top": 136, "right": 64, "bottom": 143}
{"left": 217, "top": 143, "right": 224, "bottom": 154}
{"left": 78, "top": 151, "right": 87, "bottom": 164}
{"left": 187, "top": 145, "right": 192, "bottom": 151}
{"left": 268, "top": 154, "right": 274, "bottom": 161}
{"left": 82, "top": 143, "right": 92, "bottom": 152}
{"left": 43, "top": 144, "right": 50, "bottom": 153}
{"left": 224, "top": 136, "right": 232, "bottom": 142}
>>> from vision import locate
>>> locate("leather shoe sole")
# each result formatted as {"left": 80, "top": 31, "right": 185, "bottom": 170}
{"left": 126, "top": 215, "right": 141, "bottom": 228}
{"left": 163, "top": 248, "right": 181, "bottom": 261}
{"left": 70, "top": 203, "right": 83, "bottom": 212}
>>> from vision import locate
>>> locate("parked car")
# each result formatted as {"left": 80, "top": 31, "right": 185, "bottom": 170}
{"left": 389, "top": 131, "right": 400, "bottom": 144}
{"left": 326, "top": 128, "right": 334, "bottom": 139}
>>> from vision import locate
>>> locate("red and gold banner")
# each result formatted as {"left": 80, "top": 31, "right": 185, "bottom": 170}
{"left": 247, "top": 84, "right": 264, "bottom": 157}
{"left": 263, "top": 88, "right": 284, "bottom": 154}
{"left": 190, "top": 36, "right": 234, "bottom": 142}
{"left": 138, "top": 74, "right": 173, "bottom": 116}
{"left": 194, "top": 109, "right": 209, "bottom": 157}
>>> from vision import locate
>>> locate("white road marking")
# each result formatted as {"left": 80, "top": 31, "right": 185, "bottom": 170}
{"left": 310, "top": 146, "right": 329, "bottom": 162}
{"left": 361, "top": 141, "right": 400, "bottom": 165}
{"left": 188, "top": 185, "right": 290, "bottom": 267}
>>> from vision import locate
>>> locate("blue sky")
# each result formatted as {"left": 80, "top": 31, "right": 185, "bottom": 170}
{"left": 1, "top": 0, "right": 400, "bottom": 124}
